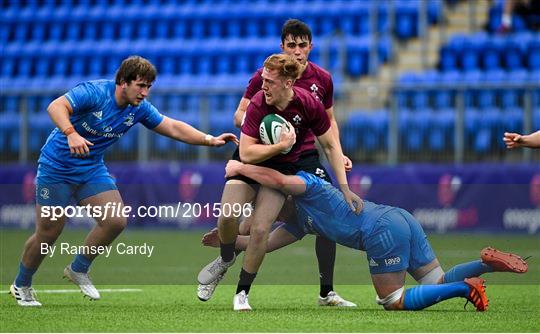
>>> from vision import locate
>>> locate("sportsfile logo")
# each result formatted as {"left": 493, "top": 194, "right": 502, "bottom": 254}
{"left": 40, "top": 202, "right": 253, "bottom": 222}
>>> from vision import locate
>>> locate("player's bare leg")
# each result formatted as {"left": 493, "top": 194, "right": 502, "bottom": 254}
{"left": 233, "top": 186, "right": 285, "bottom": 310}
{"left": 241, "top": 186, "right": 285, "bottom": 274}
{"left": 21, "top": 205, "right": 67, "bottom": 270}
{"left": 79, "top": 190, "right": 127, "bottom": 257}
{"left": 198, "top": 180, "right": 256, "bottom": 285}
{"left": 63, "top": 189, "right": 126, "bottom": 300}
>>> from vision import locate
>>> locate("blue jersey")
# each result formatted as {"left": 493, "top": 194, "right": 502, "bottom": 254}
{"left": 290, "top": 171, "right": 395, "bottom": 250}
{"left": 38, "top": 80, "right": 163, "bottom": 170}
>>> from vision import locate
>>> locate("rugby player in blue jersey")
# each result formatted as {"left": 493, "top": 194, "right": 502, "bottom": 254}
{"left": 9, "top": 56, "right": 238, "bottom": 306}
{"left": 200, "top": 160, "right": 528, "bottom": 311}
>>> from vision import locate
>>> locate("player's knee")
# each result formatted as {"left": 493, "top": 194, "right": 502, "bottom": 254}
{"left": 106, "top": 217, "right": 127, "bottom": 232}
{"left": 250, "top": 225, "right": 270, "bottom": 240}
{"left": 36, "top": 222, "right": 63, "bottom": 241}
{"left": 376, "top": 287, "right": 405, "bottom": 311}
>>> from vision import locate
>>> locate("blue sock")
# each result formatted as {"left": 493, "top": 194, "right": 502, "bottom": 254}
{"left": 70, "top": 254, "right": 93, "bottom": 273}
{"left": 403, "top": 282, "right": 469, "bottom": 310}
{"left": 443, "top": 260, "right": 493, "bottom": 283}
{"left": 15, "top": 262, "right": 37, "bottom": 287}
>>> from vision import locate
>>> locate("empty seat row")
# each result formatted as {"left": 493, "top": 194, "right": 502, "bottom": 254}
{"left": 1, "top": 37, "right": 392, "bottom": 79}
{"left": 394, "top": 69, "right": 540, "bottom": 109}
{"left": 439, "top": 32, "right": 540, "bottom": 71}
{"left": 340, "top": 107, "right": 536, "bottom": 154}
{"left": 1, "top": 1, "right": 441, "bottom": 42}
{"left": 0, "top": 92, "right": 243, "bottom": 114}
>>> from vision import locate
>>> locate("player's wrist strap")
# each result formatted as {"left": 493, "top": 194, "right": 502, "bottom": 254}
{"left": 63, "top": 126, "right": 76, "bottom": 136}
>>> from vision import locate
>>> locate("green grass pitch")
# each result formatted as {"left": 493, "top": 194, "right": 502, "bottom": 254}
{"left": 1, "top": 229, "right": 539, "bottom": 332}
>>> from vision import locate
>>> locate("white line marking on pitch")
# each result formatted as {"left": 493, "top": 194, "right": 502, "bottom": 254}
{"left": 2, "top": 288, "right": 142, "bottom": 294}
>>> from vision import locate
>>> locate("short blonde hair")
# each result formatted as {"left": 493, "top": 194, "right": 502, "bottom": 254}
{"left": 263, "top": 54, "right": 300, "bottom": 81}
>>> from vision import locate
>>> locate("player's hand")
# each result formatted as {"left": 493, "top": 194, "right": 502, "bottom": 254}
{"left": 201, "top": 228, "right": 220, "bottom": 248}
{"left": 67, "top": 132, "right": 93, "bottom": 158}
{"left": 342, "top": 188, "right": 363, "bottom": 215}
{"left": 225, "top": 160, "right": 244, "bottom": 178}
{"left": 343, "top": 155, "right": 353, "bottom": 172}
{"left": 503, "top": 132, "right": 523, "bottom": 149}
{"left": 278, "top": 121, "right": 296, "bottom": 150}
{"left": 209, "top": 133, "right": 239, "bottom": 146}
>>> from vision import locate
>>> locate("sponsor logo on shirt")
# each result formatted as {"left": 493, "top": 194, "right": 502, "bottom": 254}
{"left": 369, "top": 258, "right": 378, "bottom": 267}
{"left": 384, "top": 257, "right": 401, "bottom": 266}
{"left": 292, "top": 114, "right": 302, "bottom": 125}
{"left": 81, "top": 121, "right": 124, "bottom": 138}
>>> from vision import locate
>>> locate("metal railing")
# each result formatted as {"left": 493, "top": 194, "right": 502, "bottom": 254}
{"left": 2, "top": 82, "right": 538, "bottom": 165}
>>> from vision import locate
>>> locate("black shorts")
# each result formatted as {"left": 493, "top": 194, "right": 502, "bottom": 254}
{"left": 226, "top": 148, "right": 332, "bottom": 187}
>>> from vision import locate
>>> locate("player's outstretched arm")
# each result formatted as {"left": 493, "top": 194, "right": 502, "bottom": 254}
{"left": 153, "top": 116, "right": 238, "bottom": 146}
{"left": 504, "top": 131, "right": 540, "bottom": 149}
{"left": 225, "top": 160, "right": 306, "bottom": 195}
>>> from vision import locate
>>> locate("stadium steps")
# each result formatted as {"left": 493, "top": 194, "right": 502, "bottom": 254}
{"left": 346, "top": 0, "right": 489, "bottom": 111}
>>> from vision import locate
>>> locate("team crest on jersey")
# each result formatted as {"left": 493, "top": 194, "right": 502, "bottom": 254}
{"left": 40, "top": 188, "right": 50, "bottom": 200}
{"left": 93, "top": 110, "right": 103, "bottom": 120}
{"left": 315, "top": 168, "right": 326, "bottom": 179}
{"left": 123, "top": 113, "right": 135, "bottom": 126}
{"left": 292, "top": 114, "right": 302, "bottom": 125}
{"left": 309, "top": 84, "right": 322, "bottom": 104}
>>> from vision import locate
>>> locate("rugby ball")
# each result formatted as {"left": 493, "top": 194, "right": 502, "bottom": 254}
{"left": 259, "top": 113, "right": 293, "bottom": 154}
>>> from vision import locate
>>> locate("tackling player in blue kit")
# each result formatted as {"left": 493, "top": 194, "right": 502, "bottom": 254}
{"left": 10, "top": 56, "right": 238, "bottom": 306}
{"left": 200, "top": 160, "right": 529, "bottom": 311}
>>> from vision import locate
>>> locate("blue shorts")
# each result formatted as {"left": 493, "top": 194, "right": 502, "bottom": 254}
{"left": 35, "top": 163, "right": 117, "bottom": 206}
{"left": 362, "top": 208, "right": 436, "bottom": 275}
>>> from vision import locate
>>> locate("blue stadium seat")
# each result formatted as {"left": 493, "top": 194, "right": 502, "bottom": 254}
{"left": 527, "top": 38, "right": 540, "bottom": 70}
{"left": 411, "top": 70, "right": 438, "bottom": 109}
{"left": 460, "top": 33, "right": 486, "bottom": 71}
{"left": 439, "top": 44, "right": 458, "bottom": 72}
{"left": 399, "top": 108, "right": 430, "bottom": 152}
{"left": 429, "top": 108, "right": 454, "bottom": 151}
{"left": 481, "top": 36, "right": 504, "bottom": 70}
{"left": 346, "top": 38, "right": 369, "bottom": 77}
{"left": 501, "top": 70, "right": 528, "bottom": 108}
{"left": 433, "top": 70, "right": 459, "bottom": 109}
{"left": 395, "top": 1, "right": 418, "bottom": 39}
{"left": 477, "top": 70, "right": 505, "bottom": 109}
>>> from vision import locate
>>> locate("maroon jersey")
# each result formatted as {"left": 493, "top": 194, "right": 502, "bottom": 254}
{"left": 243, "top": 62, "right": 334, "bottom": 153}
{"left": 241, "top": 86, "right": 331, "bottom": 163}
